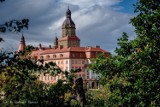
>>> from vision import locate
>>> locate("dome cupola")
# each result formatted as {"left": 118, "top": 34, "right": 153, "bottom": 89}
{"left": 62, "top": 7, "right": 75, "bottom": 29}
{"left": 58, "top": 7, "right": 80, "bottom": 48}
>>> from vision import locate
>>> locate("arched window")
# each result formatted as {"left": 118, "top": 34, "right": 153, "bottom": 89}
{"left": 53, "top": 55, "right": 56, "bottom": 58}
{"left": 97, "top": 82, "right": 99, "bottom": 89}
{"left": 92, "top": 82, "right": 94, "bottom": 89}
{"left": 40, "top": 56, "right": 43, "bottom": 59}
{"left": 46, "top": 55, "right": 50, "bottom": 59}
{"left": 60, "top": 54, "right": 63, "bottom": 58}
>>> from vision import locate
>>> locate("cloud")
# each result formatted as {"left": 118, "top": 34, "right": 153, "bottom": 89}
{"left": 0, "top": 0, "right": 135, "bottom": 54}
{"left": 60, "top": 0, "right": 122, "bottom": 8}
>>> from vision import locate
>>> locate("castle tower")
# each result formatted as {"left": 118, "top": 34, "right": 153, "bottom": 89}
{"left": 58, "top": 7, "right": 80, "bottom": 47}
{"left": 17, "top": 34, "right": 26, "bottom": 52}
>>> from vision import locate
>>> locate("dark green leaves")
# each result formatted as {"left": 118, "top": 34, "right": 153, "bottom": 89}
{"left": 0, "top": 0, "right": 5, "bottom": 2}
{"left": 0, "top": 19, "right": 29, "bottom": 33}
{"left": 89, "top": 0, "right": 160, "bottom": 106}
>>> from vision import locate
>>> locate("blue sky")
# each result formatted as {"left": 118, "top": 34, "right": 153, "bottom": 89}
{"left": 0, "top": 0, "right": 137, "bottom": 53}
{"left": 118, "top": 0, "right": 137, "bottom": 13}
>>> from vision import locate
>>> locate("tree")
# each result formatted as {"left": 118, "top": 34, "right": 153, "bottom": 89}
{"left": 0, "top": 45, "right": 85, "bottom": 107}
{"left": 0, "top": 1, "right": 88, "bottom": 107}
{"left": 0, "top": 2, "right": 86, "bottom": 106}
{"left": 0, "top": 19, "right": 29, "bottom": 42}
{"left": 0, "top": 48, "right": 72, "bottom": 107}
{"left": 89, "top": 0, "right": 160, "bottom": 106}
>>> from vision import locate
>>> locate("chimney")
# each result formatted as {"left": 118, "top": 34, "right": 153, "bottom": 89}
{"left": 96, "top": 45, "right": 100, "bottom": 48}
{"left": 39, "top": 43, "right": 42, "bottom": 50}
{"left": 49, "top": 45, "right": 52, "bottom": 48}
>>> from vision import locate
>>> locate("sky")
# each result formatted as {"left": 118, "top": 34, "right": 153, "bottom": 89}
{"left": 0, "top": 0, "right": 137, "bottom": 53}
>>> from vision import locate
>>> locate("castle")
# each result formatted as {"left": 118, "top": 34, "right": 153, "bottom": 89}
{"left": 17, "top": 8, "right": 110, "bottom": 89}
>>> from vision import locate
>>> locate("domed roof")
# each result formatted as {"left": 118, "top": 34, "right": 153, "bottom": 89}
{"left": 62, "top": 7, "right": 75, "bottom": 28}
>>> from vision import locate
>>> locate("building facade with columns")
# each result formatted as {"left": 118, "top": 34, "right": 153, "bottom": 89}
{"left": 18, "top": 8, "right": 110, "bottom": 89}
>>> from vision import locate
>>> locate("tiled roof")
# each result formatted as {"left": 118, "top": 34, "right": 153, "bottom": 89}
{"left": 85, "top": 47, "right": 107, "bottom": 52}
{"left": 31, "top": 50, "right": 43, "bottom": 56}
{"left": 39, "top": 47, "right": 84, "bottom": 55}
{"left": 32, "top": 46, "right": 109, "bottom": 56}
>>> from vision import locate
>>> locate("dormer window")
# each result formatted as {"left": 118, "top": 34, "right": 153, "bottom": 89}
{"left": 46, "top": 55, "right": 50, "bottom": 59}
{"left": 60, "top": 54, "right": 63, "bottom": 58}
{"left": 53, "top": 55, "right": 56, "bottom": 58}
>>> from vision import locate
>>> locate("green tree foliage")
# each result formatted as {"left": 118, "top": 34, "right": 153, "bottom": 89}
{"left": 89, "top": 0, "right": 160, "bottom": 106}
{"left": 0, "top": 48, "right": 76, "bottom": 107}
{"left": 0, "top": 19, "right": 29, "bottom": 42}
{"left": 0, "top": 19, "right": 29, "bottom": 33}
{"left": 0, "top": 1, "right": 86, "bottom": 107}
{"left": 0, "top": 1, "right": 83, "bottom": 106}
{"left": 0, "top": 0, "right": 5, "bottom": 2}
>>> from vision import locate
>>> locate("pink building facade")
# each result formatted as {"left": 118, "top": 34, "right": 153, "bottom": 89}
{"left": 19, "top": 8, "right": 110, "bottom": 89}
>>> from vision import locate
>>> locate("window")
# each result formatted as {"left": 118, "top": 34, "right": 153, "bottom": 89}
{"left": 72, "top": 60, "right": 74, "bottom": 64}
{"left": 87, "top": 75, "right": 89, "bottom": 79}
{"left": 53, "top": 55, "right": 56, "bottom": 58}
{"left": 87, "top": 72, "right": 90, "bottom": 79}
{"left": 42, "top": 76, "right": 44, "bottom": 80}
{"left": 92, "top": 82, "right": 94, "bottom": 88}
{"left": 80, "top": 53, "right": 82, "bottom": 57}
{"left": 61, "top": 61, "right": 63, "bottom": 64}
{"left": 60, "top": 54, "right": 63, "bottom": 58}
{"left": 78, "top": 60, "right": 81, "bottom": 64}
{"left": 72, "top": 53, "right": 75, "bottom": 57}
{"left": 44, "top": 75, "right": 46, "bottom": 80}
{"left": 75, "top": 60, "right": 77, "bottom": 64}
{"left": 50, "top": 76, "right": 52, "bottom": 80}
{"left": 82, "top": 60, "right": 85, "bottom": 64}
{"left": 66, "top": 29, "right": 68, "bottom": 35}
{"left": 46, "top": 55, "right": 50, "bottom": 59}
{"left": 66, "top": 60, "right": 68, "bottom": 64}
{"left": 48, "top": 75, "right": 49, "bottom": 80}
{"left": 85, "top": 60, "right": 88, "bottom": 64}
{"left": 92, "top": 75, "right": 95, "bottom": 79}
{"left": 40, "top": 56, "right": 43, "bottom": 59}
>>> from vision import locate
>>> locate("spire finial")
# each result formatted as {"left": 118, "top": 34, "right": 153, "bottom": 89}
{"left": 21, "top": 32, "right": 24, "bottom": 41}
{"left": 66, "top": 6, "right": 71, "bottom": 18}
{"left": 54, "top": 35, "right": 58, "bottom": 46}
